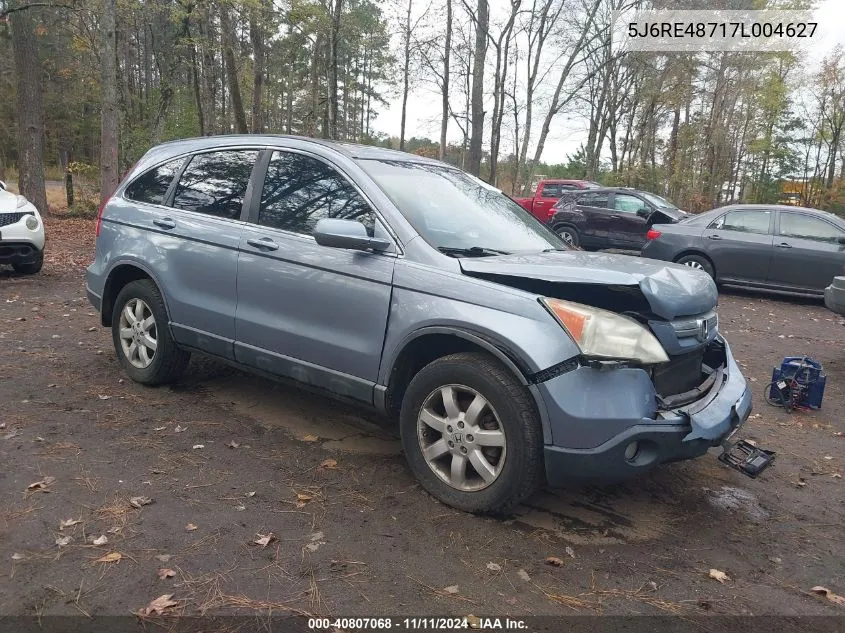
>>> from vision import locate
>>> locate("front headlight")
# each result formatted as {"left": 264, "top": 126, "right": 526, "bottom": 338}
{"left": 541, "top": 297, "right": 669, "bottom": 364}
{"left": 16, "top": 195, "right": 29, "bottom": 209}
{"left": 25, "top": 215, "right": 39, "bottom": 230}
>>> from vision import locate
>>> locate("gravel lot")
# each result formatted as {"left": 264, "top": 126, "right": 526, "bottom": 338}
{"left": 1, "top": 216, "right": 844, "bottom": 622}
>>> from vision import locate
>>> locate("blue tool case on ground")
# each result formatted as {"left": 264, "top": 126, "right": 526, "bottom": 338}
{"left": 769, "top": 357, "right": 826, "bottom": 409}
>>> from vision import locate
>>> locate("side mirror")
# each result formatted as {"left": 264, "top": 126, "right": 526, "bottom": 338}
{"left": 313, "top": 218, "right": 391, "bottom": 252}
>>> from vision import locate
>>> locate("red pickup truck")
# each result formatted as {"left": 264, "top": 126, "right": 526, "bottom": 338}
{"left": 513, "top": 179, "right": 600, "bottom": 222}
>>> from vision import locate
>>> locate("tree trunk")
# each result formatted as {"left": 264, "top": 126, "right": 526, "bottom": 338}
{"left": 10, "top": 5, "right": 48, "bottom": 215}
{"left": 467, "top": 0, "right": 488, "bottom": 176}
{"left": 439, "top": 0, "right": 451, "bottom": 161}
{"left": 190, "top": 34, "right": 205, "bottom": 136}
{"left": 399, "top": 0, "right": 412, "bottom": 151}
{"left": 100, "top": 0, "right": 120, "bottom": 203}
{"left": 249, "top": 2, "right": 266, "bottom": 133}
{"left": 220, "top": 5, "right": 248, "bottom": 134}
{"left": 327, "top": 0, "right": 343, "bottom": 139}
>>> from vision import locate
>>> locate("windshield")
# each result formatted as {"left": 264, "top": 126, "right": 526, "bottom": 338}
{"left": 641, "top": 191, "right": 678, "bottom": 209}
{"left": 358, "top": 159, "right": 565, "bottom": 254}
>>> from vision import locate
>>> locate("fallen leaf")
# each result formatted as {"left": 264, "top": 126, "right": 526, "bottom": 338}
{"left": 466, "top": 615, "right": 481, "bottom": 628}
{"left": 228, "top": 441, "right": 240, "bottom": 449}
{"left": 254, "top": 532, "right": 276, "bottom": 548}
{"left": 11, "top": 553, "right": 24, "bottom": 561}
{"left": 246, "top": 491, "right": 256, "bottom": 497}
{"left": 155, "top": 554, "right": 172, "bottom": 563}
{"left": 107, "top": 527, "right": 121, "bottom": 534}
{"left": 130, "top": 496, "right": 153, "bottom": 509}
{"left": 305, "top": 543, "right": 320, "bottom": 552}
{"left": 833, "top": 473, "right": 842, "bottom": 479}
{"left": 139, "top": 594, "right": 178, "bottom": 616}
{"left": 96, "top": 552, "right": 122, "bottom": 563}
{"left": 174, "top": 425, "right": 186, "bottom": 433}
{"left": 709, "top": 569, "right": 730, "bottom": 583}
{"left": 27, "top": 476, "right": 55, "bottom": 492}
{"left": 319, "top": 458, "right": 338, "bottom": 469}
{"left": 545, "top": 556, "right": 564, "bottom": 567}
{"left": 192, "top": 444, "right": 204, "bottom": 450}
{"left": 810, "top": 586, "right": 845, "bottom": 607}
{"left": 98, "top": 394, "right": 111, "bottom": 400}
{"left": 486, "top": 562, "right": 502, "bottom": 572}
{"left": 295, "top": 492, "right": 313, "bottom": 507}
{"left": 824, "top": 455, "right": 834, "bottom": 460}
{"left": 517, "top": 569, "right": 530, "bottom": 581}
{"left": 59, "top": 518, "right": 81, "bottom": 530}
{"left": 442, "top": 585, "right": 459, "bottom": 594}
{"left": 301, "top": 434, "right": 319, "bottom": 442}
{"left": 184, "top": 523, "right": 198, "bottom": 532}
{"left": 157, "top": 568, "right": 176, "bottom": 580}
{"left": 310, "top": 531, "right": 325, "bottom": 541}
{"left": 55, "top": 536, "right": 72, "bottom": 547}
{"left": 153, "top": 426, "right": 167, "bottom": 431}
{"left": 565, "top": 545, "right": 576, "bottom": 558}
{"left": 91, "top": 535, "right": 108, "bottom": 546}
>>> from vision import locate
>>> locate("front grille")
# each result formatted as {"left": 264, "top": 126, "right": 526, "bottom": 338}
{"left": 0, "top": 212, "right": 26, "bottom": 227}
{"left": 670, "top": 311, "right": 718, "bottom": 342}
{"left": 652, "top": 348, "right": 704, "bottom": 397}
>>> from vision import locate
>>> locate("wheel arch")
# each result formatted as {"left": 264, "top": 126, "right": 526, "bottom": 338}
{"left": 673, "top": 250, "right": 717, "bottom": 277}
{"left": 101, "top": 261, "right": 169, "bottom": 327}
{"left": 380, "top": 327, "right": 532, "bottom": 421}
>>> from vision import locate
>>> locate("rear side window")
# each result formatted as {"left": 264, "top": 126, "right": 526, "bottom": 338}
{"left": 710, "top": 210, "right": 770, "bottom": 235}
{"left": 258, "top": 151, "right": 375, "bottom": 236}
{"left": 578, "top": 192, "right": 609, "bottom": 208}
{"left": 614, "top": 194, "right": 648, "bottom": 213}
{"left": 779, "top": 213, "right": 844, "bottom": 243}
{"left": 172, "top": 150, "right": 258, "bottom": 219}
{"left": 124, "top": 158, "right": 183, "bottom": 206}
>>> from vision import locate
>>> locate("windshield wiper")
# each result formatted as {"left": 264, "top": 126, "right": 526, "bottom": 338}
{"left": 438, "top": 246, "right": 511, "bottom": 257}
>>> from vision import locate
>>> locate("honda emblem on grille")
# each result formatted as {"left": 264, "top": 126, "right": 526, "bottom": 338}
{"left": 697, "top": 319, "right": 708, "bottom": 342}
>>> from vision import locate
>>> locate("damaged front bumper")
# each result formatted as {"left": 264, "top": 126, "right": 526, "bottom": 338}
{"left": 535, "top": 336, "right": 752, "bottom": 484}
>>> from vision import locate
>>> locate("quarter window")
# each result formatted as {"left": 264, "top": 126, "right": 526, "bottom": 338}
{"left": 124, "top": 158, "right": 183, "bottom": 206}
{"left": 779, "top": 213, "right": 844, "bottom": 243}
{"left": 172, "top": 150, "right": 258, "bottom": 219}
{"left": 258, "top": 151, "right": 375, "bottom": 236}
{"left": 710, "top": 210, "right": 771, "bottom": 235}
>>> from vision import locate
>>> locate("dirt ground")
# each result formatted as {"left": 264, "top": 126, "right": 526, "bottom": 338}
{"left": 1, "top": 215, "right": 844, "bottom": 623}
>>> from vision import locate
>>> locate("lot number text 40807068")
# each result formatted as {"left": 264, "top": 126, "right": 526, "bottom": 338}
{"left": 308, "top": 617, "right": 529, "bottom": 630}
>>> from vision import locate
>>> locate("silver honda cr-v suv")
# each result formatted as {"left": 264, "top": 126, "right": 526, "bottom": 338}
{"left": 86, "top": 135, "right": 752, "bottom": 514}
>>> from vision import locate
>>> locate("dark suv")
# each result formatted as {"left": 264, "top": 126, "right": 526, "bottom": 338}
{"left": 548, "top": 187, "right": 687, "bottom": 249}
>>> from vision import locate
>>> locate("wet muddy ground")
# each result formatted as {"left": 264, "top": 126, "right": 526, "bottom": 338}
{"left": 1, "top": 217, "right": 844, "bottom": 620}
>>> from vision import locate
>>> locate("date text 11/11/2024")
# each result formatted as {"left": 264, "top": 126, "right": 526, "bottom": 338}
{"left": 308, "top": 617, "right": 529, "bottom": 630}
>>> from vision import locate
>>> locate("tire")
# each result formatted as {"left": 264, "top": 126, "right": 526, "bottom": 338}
{"left": 399, "top": 352, "right": 544, "bottom": 515}
{"left": 12, "top": 251, "right": 43, "bottom": 275}
{"left": 676, "top": 254, "right": 715, "bottom": 279}
{"left": 111, "top": 279, "right": 190, "bottom": 386}
{"left": 554, "top": 225, "right": 580, "bottom": 247}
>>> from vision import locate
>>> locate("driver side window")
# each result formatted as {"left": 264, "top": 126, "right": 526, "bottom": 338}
{"left": 613, "top": 194, "right": 648, "bottom": 214}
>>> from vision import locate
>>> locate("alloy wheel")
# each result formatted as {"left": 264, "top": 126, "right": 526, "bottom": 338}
{"left": 118, "top": 298, "right": 158, "bottom": 369}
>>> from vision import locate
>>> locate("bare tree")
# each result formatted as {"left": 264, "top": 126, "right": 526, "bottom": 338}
{"left": 466, "top": 0, "right": 488, "bottom": 175}
{"left": 100, "top": 0, "right": 119, "bottom": 203}
{"left": 439, "top": 0, "right": 452, "bottom": 160}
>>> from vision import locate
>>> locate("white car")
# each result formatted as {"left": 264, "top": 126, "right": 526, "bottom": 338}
{"left": 0, "top": 180, "right": 45, "bottom": 274}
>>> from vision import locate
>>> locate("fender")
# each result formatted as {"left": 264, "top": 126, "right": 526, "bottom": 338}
{"left": 101, "top": 257, "right": 174, "bottom": 327}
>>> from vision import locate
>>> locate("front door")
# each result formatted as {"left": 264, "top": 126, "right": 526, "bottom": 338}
{"left": 234, "top": 149, "right": 396, "bottom": 403}
{"left": 702, "top": 209, "right": 774, "bottom": 284}
{"left": 767, "top": 211, "right": 845, "bottom": 292}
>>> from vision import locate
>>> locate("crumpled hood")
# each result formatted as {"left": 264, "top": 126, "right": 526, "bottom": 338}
{"left": 0, "top": 188, "right": 21, "bottom": 213}
{"left": 458, "top": 250, "right": 717, "bottom": 320}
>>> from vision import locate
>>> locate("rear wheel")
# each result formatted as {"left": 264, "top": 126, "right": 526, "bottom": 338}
{"left": 399, "top": 352, "right": 544, "bottom": 515}
{"left": 554, "top": 225, "right": 580, "bottom": 247}
{"left": 111, "top": 280, "right": 190, "bottom": 385}
{"left": 676, "top": 254, "right": 715, "bottom": 279}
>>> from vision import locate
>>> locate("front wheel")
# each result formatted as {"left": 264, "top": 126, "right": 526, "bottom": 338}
{"left": 399, "top": 352, "right": 544, "bottom": 515}
{"left": 12, "top": 251, "right": 44, "bottom": 275}
{"left": 111, "top": 280, "right": 190, "bottom": 385}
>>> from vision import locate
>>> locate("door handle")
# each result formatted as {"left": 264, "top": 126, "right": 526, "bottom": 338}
{"left": 153, "top": 218, "right": 176, "bottom": 230}
{"left": 708, "top": 234, "right": 721, "bottom": 240}
{"left": 608, "top": 215, "right": 621, "bottom": 220}
{"left": 776, "top": 242, "right": 792, "bottom": 249}
{"left": 247, "top": 237, "right": 279, "bottom": 251}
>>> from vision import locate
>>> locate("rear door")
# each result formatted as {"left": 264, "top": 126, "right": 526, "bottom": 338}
{"left": 767, "top": 211, "right": 845, "bottom": 292}
{"left": 609, "top": 192, "right": 650, "bottom": 248}
{"left": 234, "top": 149, "right": 396, "bottom": 402}
{"left": 574, "top": 191, "right": 612, "bottom": 247}
{"left": 123, "top": 149, "right": 258, "bottom": 360}
{"left": 532, "top": 182, "right": 563, "bottom": 222}
{"left": 702, "top": 209, "right": 774, "bottom": 284}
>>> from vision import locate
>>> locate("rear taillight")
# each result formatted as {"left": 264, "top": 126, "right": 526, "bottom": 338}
{"left": 646, "top": 229, "right": 662, "bottom": 240}
{"left": 547, "top": 207, "right": 556, "bottom": 220}
{"left": 95, "top": 199, "right": 108, "bottom": 236}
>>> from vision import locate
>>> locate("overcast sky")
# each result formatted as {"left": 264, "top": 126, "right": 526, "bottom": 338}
{"left": 372, "top": 0, "right": 845, "bottom": 164}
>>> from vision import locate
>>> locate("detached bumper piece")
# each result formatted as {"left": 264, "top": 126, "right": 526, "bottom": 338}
{"left": 718, "top": 440, "right": 775, "bottom": 478}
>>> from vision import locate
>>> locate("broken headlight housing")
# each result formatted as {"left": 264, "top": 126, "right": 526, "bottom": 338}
{"left": 541, "top": 297, "right": 669, "bottom": 365}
